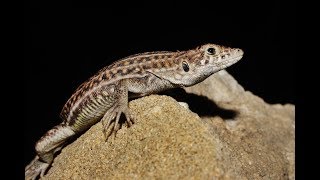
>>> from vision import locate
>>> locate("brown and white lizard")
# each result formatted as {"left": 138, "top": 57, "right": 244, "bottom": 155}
{"left": 25, "top": 44, "right": 243, "bottom": 179}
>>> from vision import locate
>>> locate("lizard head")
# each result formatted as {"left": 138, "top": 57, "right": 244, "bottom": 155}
{"left": 148, "top": 44, "right": 244, "bottom": 87}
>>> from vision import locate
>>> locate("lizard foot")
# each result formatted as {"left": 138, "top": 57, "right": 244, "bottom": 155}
{"left": 102, "top": 105, "right": 134, "bottom": 141}
{"left": 25, "top": 156, "right": 50, "bottom": 180}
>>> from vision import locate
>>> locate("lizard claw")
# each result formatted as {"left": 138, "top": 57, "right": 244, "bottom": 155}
{"left": 25, "top": 156, "right": 49, "bottom": 180}
{"left": 102, "top": 106, "right": 133, "bottom": 141}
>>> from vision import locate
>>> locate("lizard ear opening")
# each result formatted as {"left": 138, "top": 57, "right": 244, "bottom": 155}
{"left": 182, "top": 61, "right": 189, "bottom": 72}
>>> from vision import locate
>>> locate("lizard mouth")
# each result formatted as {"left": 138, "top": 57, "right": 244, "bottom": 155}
{"left": 217, "top": 54, "right": 243, "bottom": 69}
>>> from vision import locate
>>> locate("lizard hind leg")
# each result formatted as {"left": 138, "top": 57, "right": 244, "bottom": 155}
{"left": 25, "top": 124, "right": 76, "bottom": 180}
{"left": 25, "top": 155, "right": 50, "bottom": 180}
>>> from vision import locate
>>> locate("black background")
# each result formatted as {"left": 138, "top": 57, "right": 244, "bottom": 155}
{"left": 24, "top": 1, "right": 295, "bottom": 167}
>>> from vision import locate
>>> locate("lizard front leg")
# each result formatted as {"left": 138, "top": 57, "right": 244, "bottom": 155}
{"left": 101, "top": 79, "right": 133, "bottom": 141}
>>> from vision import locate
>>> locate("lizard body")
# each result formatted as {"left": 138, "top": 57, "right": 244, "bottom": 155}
{"left": 25, "top": 44, "right": 243, "bottom": 179}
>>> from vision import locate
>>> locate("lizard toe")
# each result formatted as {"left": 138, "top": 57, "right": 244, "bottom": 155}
{"left": 25, "top": 156, "right": 50, "bottom": 180}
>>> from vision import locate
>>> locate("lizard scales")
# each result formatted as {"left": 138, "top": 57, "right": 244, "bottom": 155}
{"left": 60, "top": 50, "right": 177, "bottom": 128}
{"left": 25, "top": 44, "right": 244, "bottom": 180}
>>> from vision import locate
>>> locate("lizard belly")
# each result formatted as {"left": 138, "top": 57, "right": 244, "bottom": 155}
{"left": 66, "top": 87, "right": 117, "bottom": 132}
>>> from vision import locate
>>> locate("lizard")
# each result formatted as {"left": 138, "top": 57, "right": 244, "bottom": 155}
{"left": 25, "top": 43, "right": 244, "bottom": 180}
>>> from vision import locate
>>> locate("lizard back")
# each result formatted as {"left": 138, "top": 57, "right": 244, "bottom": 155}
{"left": 60, "top": 51, "right": 181, "bottom": 122}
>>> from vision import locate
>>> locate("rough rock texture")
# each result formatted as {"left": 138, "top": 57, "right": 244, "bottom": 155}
{"left": 44, "top": 70, "right": 295, "bottom": 180}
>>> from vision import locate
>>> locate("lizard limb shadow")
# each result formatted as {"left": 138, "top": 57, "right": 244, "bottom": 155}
{"left": 159, "top": 88, "right": 238, "bottom": 120}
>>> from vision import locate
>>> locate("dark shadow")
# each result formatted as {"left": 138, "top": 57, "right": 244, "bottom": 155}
{"left": 159, "top": 88, "right": 239, "bottom": 120}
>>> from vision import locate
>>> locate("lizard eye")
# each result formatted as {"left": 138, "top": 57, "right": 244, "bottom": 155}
{"left": 182, "top": 61, "right": 189, "bottom": 72}
{"left": 207, "top": 47, "right": 216, "bottom": 55}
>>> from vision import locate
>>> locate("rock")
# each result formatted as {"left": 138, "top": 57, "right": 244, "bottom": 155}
{"left": 184, "top": 70, "right": 295, "bottom": 179}
{"left": 43, "top": 70, "right": 295, "bottom": 180}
